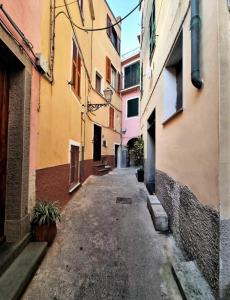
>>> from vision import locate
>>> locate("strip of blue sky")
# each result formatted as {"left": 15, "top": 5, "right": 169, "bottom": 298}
{"left": 106, "top": 0, "right": 141, "bottom": 56}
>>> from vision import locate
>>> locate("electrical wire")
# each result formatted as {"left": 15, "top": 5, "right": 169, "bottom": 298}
{"left": 55, "top": 0, "right": 77, "bottom": 9}
{"left": 55, "top": 0, "right": 143, "bottom": 32}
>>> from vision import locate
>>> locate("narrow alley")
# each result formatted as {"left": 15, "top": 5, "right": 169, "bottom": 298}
{"left": 22, "top": 169, "right": 173, "bottom": 300}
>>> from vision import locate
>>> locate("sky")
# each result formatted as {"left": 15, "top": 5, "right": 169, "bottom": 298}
{"left": 106, "top": 0, "right": 141, "bottom": 57}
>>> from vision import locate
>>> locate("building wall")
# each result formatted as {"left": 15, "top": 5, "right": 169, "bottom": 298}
{"left": 140, "top": 0, "right": 224, "bottom": 295}
{"left": 0, "top": 1, "right": 41, "bottom": 240}
{"left": 121, "top": 54, "right": 141, "bottom": 146}
{"left": 37, "top": 0, "right": 121, "bottom": 205}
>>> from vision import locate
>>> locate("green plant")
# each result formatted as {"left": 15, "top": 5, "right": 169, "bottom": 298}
{"left": 31, "top": 202, "right": 61, "bottom": 226}
{"left": 130, "top": 137, "right": 144, "bottom": 166}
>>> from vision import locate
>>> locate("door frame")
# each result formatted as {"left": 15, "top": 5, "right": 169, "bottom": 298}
{"left": 0, "top": 66, "right": 9, "bottom": 243}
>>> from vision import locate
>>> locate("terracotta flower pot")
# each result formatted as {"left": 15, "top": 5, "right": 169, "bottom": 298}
{"left": 33, "top": 222, "right": 57, "bottom": 245}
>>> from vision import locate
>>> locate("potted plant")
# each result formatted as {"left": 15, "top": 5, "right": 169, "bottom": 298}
{"left": 130, "top": 137, "right": 144, "bottom": 182}
{"left": 31, "top": 202, "right": 60, "bottom": 245}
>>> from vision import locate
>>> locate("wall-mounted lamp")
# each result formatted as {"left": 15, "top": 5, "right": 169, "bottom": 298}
{"left": 87, "top": 88, "right": 113, "bottom": 112}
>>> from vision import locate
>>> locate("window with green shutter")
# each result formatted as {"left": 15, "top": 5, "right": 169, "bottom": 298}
{"left": 149, "top": 2, "right": 156, "bottom": 61}
{"left": 127, "top": 98, "right": 139, "bottom": 118}
{"left": 124, "top": 61, "right": 140, "bottom": 89}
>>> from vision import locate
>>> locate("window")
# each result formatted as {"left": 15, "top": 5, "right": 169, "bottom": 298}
{"left": 124, "top": 61, "right": 140, "bottom": 89}
{"left": 70, "top": 145, "right": 80, "bottom": 186}
{"left": 106, "top": 15, "right": 121, "bottom": 54}
{"left": 109, "top": 107, "right": 114, "bottom": 129}
{"left": 106, "top": 57, "right": 120, "bottom": 92}
{"left": 163, "top": 32, "right": 183, "bottom": 122}
{"left": 72, "top": 40, "right": 81, "bottom": 97}
{"left": 111, "top": 65, "right": 117, "bottom": 90}
{"left": 149, "top": 3, "right": 156, "bottom": 61}
{"left": 127, "top": 98, "right": 139, "bottom": 118}
{"left": 95, "top": 72, "right": 102, "bottom": 94}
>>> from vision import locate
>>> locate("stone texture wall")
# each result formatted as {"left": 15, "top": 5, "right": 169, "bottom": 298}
{"left": 156, "top": 170, "right": 219, "bottom": 294}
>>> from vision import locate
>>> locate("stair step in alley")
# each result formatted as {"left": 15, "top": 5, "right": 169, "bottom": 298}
{"left": 0, "top": 242, "right": 47, "bottom": 300}
{"left": 0, "top": 233, "right": 31, "bottom": 277}
{"left": 172, "top": 261, "right": 215, "bottom": 300}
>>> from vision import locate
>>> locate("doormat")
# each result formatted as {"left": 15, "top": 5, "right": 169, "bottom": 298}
{"left": 116, "top": 197, "right": 132, "bottom": 204}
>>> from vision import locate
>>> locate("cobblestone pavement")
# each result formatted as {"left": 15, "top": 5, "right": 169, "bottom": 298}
{"left": 22, "top": 168, "right": 172, "bottom": 300}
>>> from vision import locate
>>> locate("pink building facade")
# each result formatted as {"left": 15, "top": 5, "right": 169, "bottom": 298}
{"left": 0, "top": 1, "right": 41, "bottom": 242}
{"left": 121, "top": 53, "right": 141, "bottom": 165}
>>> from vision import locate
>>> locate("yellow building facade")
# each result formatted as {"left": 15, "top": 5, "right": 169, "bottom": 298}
{"left": 37, "top": 0, "right": 122, "bottom": 205}
{"left": 140, "top": 0, "right": 230, "bottom": 297}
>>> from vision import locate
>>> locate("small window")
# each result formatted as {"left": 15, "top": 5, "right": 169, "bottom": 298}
{"left": 72, "top": 40, "right": 81, "bottom": 97}
{"left": 95, "top": 72, "right": 102, "bottom": 94}
{"left": 106, "top": 14, "right": 121, "bottom": 54}
{"left": 127, "top": 98, "right": 139, "bottom": 118}
{"left": 124, "top": 61, "right": 140, "bottom": 89}
{"left": 109, "top": 107, "right": 114, "bottom": 129}
{"left": 163, "top": 32, "right": 183, "bottom": 122}
{"left": 70, "top": 145, "right": 80, "bottom": 186}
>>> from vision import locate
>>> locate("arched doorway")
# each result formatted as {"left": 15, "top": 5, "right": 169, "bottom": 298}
{"left": 127, "top": 138, "right": 138, "bottom": 167}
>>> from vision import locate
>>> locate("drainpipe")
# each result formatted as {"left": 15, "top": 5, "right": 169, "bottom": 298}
{"left": 191, "top": 0, "right": 203, "bottom": 89}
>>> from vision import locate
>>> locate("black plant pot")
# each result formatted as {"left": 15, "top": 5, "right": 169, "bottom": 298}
{"left": 137, "top": 168, "right": 144, "bottom": 182}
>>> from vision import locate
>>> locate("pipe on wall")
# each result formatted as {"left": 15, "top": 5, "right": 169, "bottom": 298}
{"left": 191, "top": 0, "right": 203, "bottom": 89}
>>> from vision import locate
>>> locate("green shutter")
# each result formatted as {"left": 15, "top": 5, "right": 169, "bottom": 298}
{"left": 127, "top": 98, "right": 139, "bottom": 118}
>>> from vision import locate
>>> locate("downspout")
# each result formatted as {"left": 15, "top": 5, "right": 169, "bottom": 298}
{"left": 191, "top": 0, "right": 203, "bottom": 89}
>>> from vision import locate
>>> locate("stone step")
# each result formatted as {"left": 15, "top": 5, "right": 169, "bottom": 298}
{"left": 172, "top": 261, "right": 215, "bottom": 300}
{"left": 0, "top": 233, "right": 31, "bottom": 277}
{"left": 98, "top": 168, "right": 110, "bottom": 172}
{"left": 93, "top": 164, "right": 106, "bottom": 168}
{"left": 0, "top": 242, "right": 47, "bottom": 300}
{"left": 147, "top": 194, "right": 168, "bottom": 232}
{"left": 160, "top": 263, "right": 183, "bottom": 300}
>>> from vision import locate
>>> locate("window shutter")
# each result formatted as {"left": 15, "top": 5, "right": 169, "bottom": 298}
{"left": 109, "top": 107, "right": 114, "bottom": 129}
{"left": 117, "top": 37, "right": 121, "bottom": 55}
{"left": 72, "top": 41, "right": 77, "bottom": 91}
{"left": 106, "top": 56, "right": 111, "bottom": 83}
{"left": 76, "top": 54, "right": 81, "bottom": 96}
{"left": 107, "top": 15, "right": 112, "bottom": 37}
{"left": 117, "top": 72, "right": 121, "bottom": 93}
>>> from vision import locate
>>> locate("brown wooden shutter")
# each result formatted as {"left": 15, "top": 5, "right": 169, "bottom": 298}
{"left": 117, "top": 37, "right": 121, "bottom": 55}
{"left": 106, "top": 56, "right": 111, "bottom": 83}
{"left": 109, "top": 107, "right": 114, "bottom": 129}
{"left": 106, "top": 15, "right": 112, "bottom": 37}
{"left": 76, "top": 54, "right": 81, "bottom": 97}
{"left": 72, "top": 41, "right": 77, "bottom": 91}
{"left": 117, "top": 72, "right": 121, "bottom": 93}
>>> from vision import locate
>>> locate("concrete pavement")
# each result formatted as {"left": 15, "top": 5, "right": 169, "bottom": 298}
{"left": 22, "top": 168, "right": 179, "bottom": 300}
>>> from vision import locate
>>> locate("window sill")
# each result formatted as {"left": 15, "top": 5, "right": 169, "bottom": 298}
{"left": 162, "top": 108, "right": 183, "bottom": 125}
{"left": 69, "top": 182, "right": 81, "bottom": 193}
{"left": 122, "top": 84, "right": 140, "bottom": 92}
{"left": 71, "top": 87, "right": 81, "bottom": 103}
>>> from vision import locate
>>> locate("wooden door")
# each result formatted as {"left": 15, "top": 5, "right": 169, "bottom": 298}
{"left": 0, "top": 66, "right": 9, "bottom": 243}
{"left": 70, "top": 145, "right": 80, "bottom": 186}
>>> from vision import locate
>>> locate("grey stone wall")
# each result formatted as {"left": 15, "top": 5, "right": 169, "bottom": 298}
{"left": 220, "top": 219, "right": 230, "bottom": 299}
{"left": 156, "top": 170, "right": 219, "bottom": 294}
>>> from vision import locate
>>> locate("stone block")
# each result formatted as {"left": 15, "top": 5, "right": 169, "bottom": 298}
{"left": 151, "top": 205, "right": 168, "bottom": 232}
{"left": 147, "top": 194, "right": 161, "bottom": 205}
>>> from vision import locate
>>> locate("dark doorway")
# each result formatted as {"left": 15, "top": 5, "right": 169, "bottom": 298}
{"left": 115, "top": 144, "right": 119, "bottom": 167}
{"left": 93, "top": 125, "right": 102, "bottom": 161}
{"left": 146, "top": 110, "right": 156, "bottom": 194}
{"left": 127, "top": 138, "right": 138, "bottom": 167}
{"left": 0, "top": 65, "right": 9, "bottom": 243}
